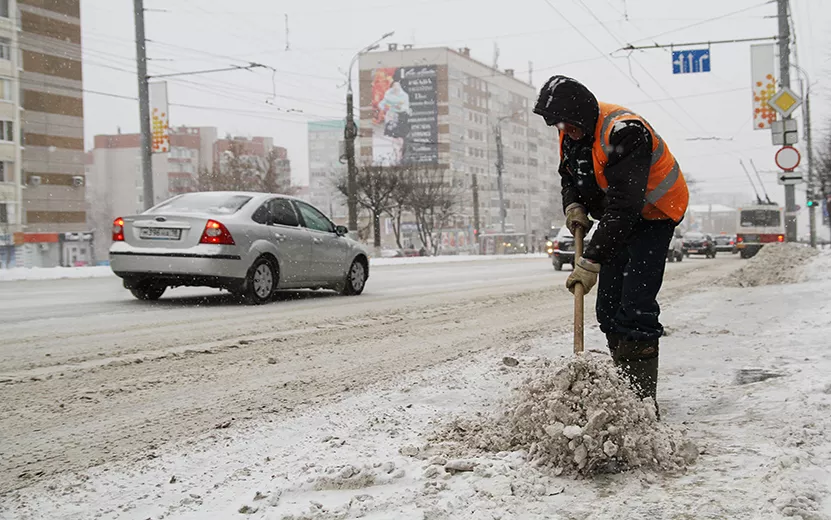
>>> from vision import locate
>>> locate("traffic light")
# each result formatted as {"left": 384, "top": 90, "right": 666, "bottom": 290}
{"left": 807, "top": 199, "right": 816, "bottom": 207}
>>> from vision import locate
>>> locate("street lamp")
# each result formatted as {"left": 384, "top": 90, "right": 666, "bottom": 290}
{"left": 345, "top": 31, "right": 394, "bottom": 233}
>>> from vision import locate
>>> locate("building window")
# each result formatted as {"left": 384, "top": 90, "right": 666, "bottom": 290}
{"left": 0, "top": 161, "right": 11, "bottom": 182}
{"left": 0, "top": 0, "right": 8, "bottom": 18}
{"left": 0, "top": 203, "right": 7, "bottom": 224}
{"left": 0, "top": 120, "right": 12, "bottom": 142}
{"left": 0, "top": 38, "right": 9, "bottom": 61}
{"left": 0, "top": 78, "right": 11, "bottom": 102}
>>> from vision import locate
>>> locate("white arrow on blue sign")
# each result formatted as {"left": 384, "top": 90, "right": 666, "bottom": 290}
{"left": 672, "top": 49, "right": 711, "bottom": 74}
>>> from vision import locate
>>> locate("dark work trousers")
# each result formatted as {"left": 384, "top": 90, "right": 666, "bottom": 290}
{"left": 596, "top": 218, "right": 677, "bottom": 341}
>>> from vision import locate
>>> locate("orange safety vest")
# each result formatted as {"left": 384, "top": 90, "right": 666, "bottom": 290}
{"left": 559, "top": 102, "right": 689, "bottom": 221}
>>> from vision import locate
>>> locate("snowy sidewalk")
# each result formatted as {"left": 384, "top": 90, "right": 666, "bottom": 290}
{"left": 0, "top": 254, "right": 547, "bottom": 283}
{"left": 2, "top": 254, "right": 830, "bottom": 519}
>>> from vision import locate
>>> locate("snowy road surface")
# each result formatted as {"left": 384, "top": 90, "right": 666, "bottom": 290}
{"left": 0, "top": 256, "right": 748, "bottom": 513}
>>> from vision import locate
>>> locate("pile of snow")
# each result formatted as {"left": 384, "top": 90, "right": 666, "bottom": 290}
{"left": 432, "top": 354, "right": 698, "bottom": 477}
{"left": 725, "top": 243, "right": 819, "bottom": 287}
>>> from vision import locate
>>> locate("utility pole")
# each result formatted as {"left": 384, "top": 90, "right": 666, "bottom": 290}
{"left": 494, "top": 123, "right": 507, "bottom": 233}
{"left": 344, "top": 86, "right": 358, "bottom": 232}
{"left": 472, "top": 173, "right": 480, "bottom": 253}
{"left": 345, "top": 32, "right": 394, "bottom": 234}
{"left": 133, "top": 0, "right": 154, "bottom": 211}
{"left": 777, "top": 0, "right": 797, "bottom": 242}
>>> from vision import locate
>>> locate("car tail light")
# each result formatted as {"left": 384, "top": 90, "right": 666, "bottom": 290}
{"left": 777, "top": 234, "right": 784, "bottom": 242}
{"left": 702, "top": 241, "right": 709, "bottom": 247}
{"left": 112, "top": 217, "right": 125, "bottom": 242}
{"left": 199, "top": 219, "right": 235, "bottom": 245}
{"left": 729, "top": 240, "right": 734, "bottom": 245}
{"left": 737, "top": 236, "right": 743, "bottom": 243}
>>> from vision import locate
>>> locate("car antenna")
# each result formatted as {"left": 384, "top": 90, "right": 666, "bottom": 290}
{"left": 748, "top": 159, "right": 773, "bottom": 205}
{"left": 739, "top": 159, "right": 764, "bottom": 205}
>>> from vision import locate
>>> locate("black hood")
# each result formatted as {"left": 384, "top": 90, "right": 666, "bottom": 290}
{"left": 533, "top": 76, "right": 599, "bottom": 136}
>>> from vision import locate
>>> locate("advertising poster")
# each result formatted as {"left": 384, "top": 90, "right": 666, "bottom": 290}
{"left": 370, "top": 65, "right": 438, "bottom": 166}
{"left": 750, "top": 44, "right": 777, "bottom": 130}
{"left": 149, "top": 81, "right": 170, "bottom": 153}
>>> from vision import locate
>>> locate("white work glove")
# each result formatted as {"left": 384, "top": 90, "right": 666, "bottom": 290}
{"left": 565, "top": 203, "right": 593, "bottom": 234}
{"left": 566, "top": 257, "right": 600, "bottom": 294}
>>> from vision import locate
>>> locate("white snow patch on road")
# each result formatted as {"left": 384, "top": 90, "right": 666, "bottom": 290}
{"left": 0, "top": 255, "right": 548, "bottom": 283}
{"left": 0, "top": 265, "right": 114, "bottom": 282}
{"left": 2, "top": 254, "right": 831, "bottom": 519}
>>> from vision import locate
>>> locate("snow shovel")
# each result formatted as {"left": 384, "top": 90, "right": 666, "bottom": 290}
{"left": 573, "top": 226, "right": 585, "bottom": 354}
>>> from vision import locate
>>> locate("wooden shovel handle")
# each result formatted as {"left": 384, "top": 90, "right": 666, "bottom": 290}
{"left": 573, "top": 227, "right": 585, "bottom": 354}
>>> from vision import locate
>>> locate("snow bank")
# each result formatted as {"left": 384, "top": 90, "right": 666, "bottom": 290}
{"left": 0, "top": 254, "right": 547, "bottom": 282}
{"left": 723, "top": 243, "right": 819, "bottom": 287}
{"left": 434, "top": 354, "right": 697, "bottom": 477}
{"left": 0, "top": 265, "right": 113, "bottom": 282}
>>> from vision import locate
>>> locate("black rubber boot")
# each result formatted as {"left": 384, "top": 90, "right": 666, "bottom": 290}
{"left": 617, "top": 339, "right": 660, "bottom": 419}
{"left": 606, "top": 333, "right": 623, "bottom": 365}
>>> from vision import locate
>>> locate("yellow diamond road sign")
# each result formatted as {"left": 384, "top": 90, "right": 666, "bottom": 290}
{"left": 768, "top": 87, "right": 802, "bottom": 118}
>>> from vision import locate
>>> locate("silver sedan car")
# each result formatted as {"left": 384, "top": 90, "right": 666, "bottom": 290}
{"left": 109, "top": 192, "right": 370, "bottom": 304}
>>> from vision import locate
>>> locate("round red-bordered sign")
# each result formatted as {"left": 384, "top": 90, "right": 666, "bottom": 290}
{"left": 775, "top": 146, "right": 801, "bottom": 171}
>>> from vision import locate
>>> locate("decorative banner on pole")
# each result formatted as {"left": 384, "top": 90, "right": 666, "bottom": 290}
{"left": 750, "top": 44, "right": 776, "bottom": 130}
{"left": 149, "top": 82, "right": 170, "bottom": 153}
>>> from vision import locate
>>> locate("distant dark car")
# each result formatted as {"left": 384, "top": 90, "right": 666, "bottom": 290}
{"left": 545, "top": 225, "right": 596, "bottom": 271}
{"left": 682, "top": 232, "right": 717, "bottom": 258}
{"left": 713, "top": 234, "right": 737, "bottom": 254}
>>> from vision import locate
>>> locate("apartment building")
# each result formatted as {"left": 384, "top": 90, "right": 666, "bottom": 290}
{"left": 9, "top": 0, "right": 90, "bottom": 267}
{"left": 358, "top": 45, "right": 561, "bottom": 252}
{"left": 0, "top": 0, "right": 22, "bottom": 267}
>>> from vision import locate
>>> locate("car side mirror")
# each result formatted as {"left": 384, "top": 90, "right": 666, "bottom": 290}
{"left": 335, "top": 225, "right": 348, "bottom": 237}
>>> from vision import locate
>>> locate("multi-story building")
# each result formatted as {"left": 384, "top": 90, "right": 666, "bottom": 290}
{"left": 0, "top": 0, "right": 22, "bottom": 267}
{"left": 358, "top": 45, "right": 562, "bottom": 252}
{"left": 86, "top": 126, "right": 218, "bottom": 262}
{"left": 16, "top": 0, "right": 91, "bottom": 267}
{"left": 307, "top": 119, "right": 349, "bottom": 220}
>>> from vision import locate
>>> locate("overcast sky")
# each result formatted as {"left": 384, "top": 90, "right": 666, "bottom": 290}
{"left": 81, "top": 0, "right": 830, "bottom": 221}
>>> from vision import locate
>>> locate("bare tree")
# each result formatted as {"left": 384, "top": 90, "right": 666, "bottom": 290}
{"left": 409, "top": 166, "right": 461, "bottom": 255}
{"left": 335, "top": 162, "right": 400, "bottom": 249}
{"left": 261, "top": 147, "right": 297, "bottom": 195}
{"left": 385, "top": 167, "right": 415, "bottom": 249}
{"left": 198, "top": 141, "right": 296, "bottom": 194}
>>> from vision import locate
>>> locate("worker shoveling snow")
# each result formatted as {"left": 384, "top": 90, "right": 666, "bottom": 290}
{"left": 433, "top": 353, "right": 699, "bottom": 478}
{"left": 725, "top": 243, "right": 819, "bottom": 287}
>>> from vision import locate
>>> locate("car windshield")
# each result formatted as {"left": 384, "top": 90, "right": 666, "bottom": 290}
{"left": 684, "top": 233, "right": 705, "bottom": 240}
{"left": 740, "top": 209, "right": 781, "bottom": 228}
{"left": 148, "top": 193, "right": 253, "bottom": 215}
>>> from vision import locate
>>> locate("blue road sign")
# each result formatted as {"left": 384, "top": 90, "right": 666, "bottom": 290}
{"left": 672, "top": 49, "right": 711, "bottom": 74}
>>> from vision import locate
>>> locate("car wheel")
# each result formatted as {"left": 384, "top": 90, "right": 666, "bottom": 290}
{"left": 239, "top": 256, "right": 277, "bottom": 305}
{"left": 341, "top": 258, "right": 367, "bottom": 296}
{"left": 130, "top": 281, "right": 166, "bottom": 301}
{"left": 553, "top": 258, "right": 563, "bottom": 271}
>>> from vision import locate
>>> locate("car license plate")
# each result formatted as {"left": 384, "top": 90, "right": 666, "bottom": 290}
{"left": 688, "top": 249, "right": 699, "bottom": 253}
{"left": 139, "top": 227, "right": 181, "bottom": 240}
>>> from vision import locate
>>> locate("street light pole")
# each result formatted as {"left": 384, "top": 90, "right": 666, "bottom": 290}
{"left": 345, "top": 32, "right": 394, "bottom": 233}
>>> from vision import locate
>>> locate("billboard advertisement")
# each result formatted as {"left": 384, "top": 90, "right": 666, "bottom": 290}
{"left": 750, "top": 44, "right": 777, "bottom": 131}
{"left": 149, "top": 81, "right": 170, "bottom": 153}
{"left": 370, "top": 65, "right": 438, "bottom": 166}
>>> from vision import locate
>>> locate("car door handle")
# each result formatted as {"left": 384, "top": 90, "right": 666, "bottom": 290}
{"left": 274, "top": 233, "right": 286, "bottom": 241}
{"left": 312, "top": 237, "right": 322, "bottom": 243}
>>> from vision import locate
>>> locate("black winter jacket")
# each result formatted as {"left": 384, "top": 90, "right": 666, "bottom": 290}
{"left": 549, "top": 80, "right": 654, "bottom": 265}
